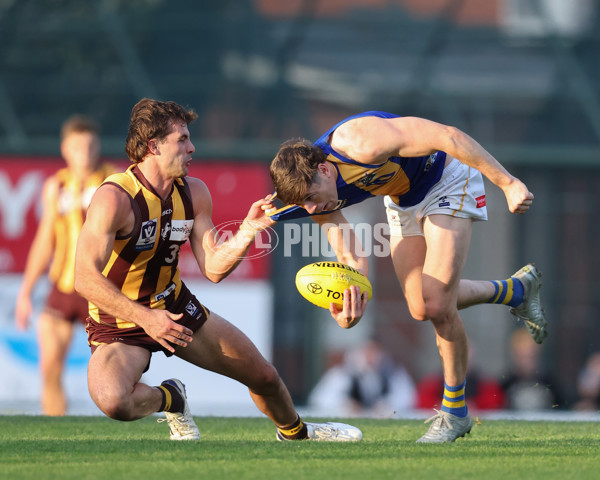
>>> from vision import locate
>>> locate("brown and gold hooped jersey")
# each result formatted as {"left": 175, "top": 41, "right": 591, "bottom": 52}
{"left": 49, "top": 163, "right": 114, "bottom": 293}
{"left": 88, "top": 165, "right": 195, "bottom": 329}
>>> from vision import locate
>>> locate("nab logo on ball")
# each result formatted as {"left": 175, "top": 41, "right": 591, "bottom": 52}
{"left": 295, "top": 261, "right": 372, "bottom": 309}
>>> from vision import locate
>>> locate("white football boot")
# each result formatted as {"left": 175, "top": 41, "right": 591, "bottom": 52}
{"left": 509, "top": 263, "right": 548, "bottom": 344}
{"left": 276, "top": 421, "right": 363, "bottom": 442}
{"left": 157, "top": 378, "right": 200, "bottom": 440}
{"left": 416, "top": 410, "right": 472, "bottom": 444}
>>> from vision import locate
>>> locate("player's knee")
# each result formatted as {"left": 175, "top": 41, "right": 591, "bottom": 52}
{"left": 406, "top": 299, "right": 428, "bottom": 321}
{"left": 423, "top": 298, "right": 455, "bottom": 327}
{"left": 95, "top": 392, "right": 135, "bottom": 421}
{"left": 248, "top": 362, "right": 283, "bottom": 395}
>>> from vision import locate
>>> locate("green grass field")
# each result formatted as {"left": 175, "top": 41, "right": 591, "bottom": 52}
{"left": 1, "top": 415, "right": 598, "bottom": 480}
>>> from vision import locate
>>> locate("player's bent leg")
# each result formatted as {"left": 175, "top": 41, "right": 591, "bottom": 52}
{"left": 37, "top": 312, "right": 73, "bottom": 416}
{"left": 176, "top": 313, "right": 362, "bottom": 442}
{"left": 87, "top": 343, "right": 159, "bottom": 421}
{"left": 175, "top": 312, "right": 300, "bottom": 425}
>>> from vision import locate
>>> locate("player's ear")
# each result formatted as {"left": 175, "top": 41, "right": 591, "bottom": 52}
{"left": 317, "top": 162, "right": 330, "bottom": 177}
{"left": 148, "top": 139, "right": 159, "bottom": 155}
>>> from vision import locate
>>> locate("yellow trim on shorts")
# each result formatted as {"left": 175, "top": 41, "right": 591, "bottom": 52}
{"left": 452, "top": 167, "right": 470, "bottom": 216}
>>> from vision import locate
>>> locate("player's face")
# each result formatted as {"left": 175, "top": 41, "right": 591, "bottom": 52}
{"left": 301, "top": 167, "right": 338, "bottom": 214}
{"left": 157, "top": 121, "right": 195, "bottom": 178}
{"left": 62, "top": 131, "right": 100, "bottom": 176}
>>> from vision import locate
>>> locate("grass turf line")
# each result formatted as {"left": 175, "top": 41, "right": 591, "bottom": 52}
{"left": 0, "top": 416, "right": 599, "bottom": 480}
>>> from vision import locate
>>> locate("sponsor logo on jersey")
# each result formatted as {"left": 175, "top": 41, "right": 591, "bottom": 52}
{"left": 154, "top": 282, "right": 176, "bottom": 302}
{"left": 136, "top": 218, "right": 158, "bottom": 251}
{"left": 169, "top": 219, "right": 194, "bottom": 241}
{"left": 476, "top": 195, "right": 486, "bottom": 208}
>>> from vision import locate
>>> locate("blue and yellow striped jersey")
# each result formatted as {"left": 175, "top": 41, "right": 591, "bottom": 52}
{"left": 270, "top": 111, "right": 446, "bottom": 221}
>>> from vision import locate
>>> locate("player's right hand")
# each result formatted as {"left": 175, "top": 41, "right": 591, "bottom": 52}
{"left": 329, "top": 284, "right": 369, "bottom": 329}
{"left": 503, "top": 178, "right": 534, "bottom": 214}
{"left": 141, "top": 310, "right": 194, "bottom": 353}
{"left": 15, "top": 293, "right": 32, "bottom": 330}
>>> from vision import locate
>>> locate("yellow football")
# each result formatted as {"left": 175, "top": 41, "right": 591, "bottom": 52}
{"left": 295, "top": 261, "right": 372, "bottom": 309}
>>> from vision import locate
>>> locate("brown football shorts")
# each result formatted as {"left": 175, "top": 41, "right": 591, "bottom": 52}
{"left": 86, "top": 282, "right": 210, "bottom": 356}
{"left": 44, "top": 284, "right": 89, "bottom": 325}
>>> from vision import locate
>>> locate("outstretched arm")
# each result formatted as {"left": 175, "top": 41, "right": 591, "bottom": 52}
{"left": 333, "top": 115, "right": 534, "bottom": 214}
{"left": 74, "top": 184, "right": 193, "bottom": 353}
{"left": 187, "top": 178, "right": 277, "bottom": 283}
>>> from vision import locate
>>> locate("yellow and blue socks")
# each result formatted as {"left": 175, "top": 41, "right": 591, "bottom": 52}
{"left": 487, "top": 277, "right": 524, "bottom": 307}
{"left": 441, "top": 381, "right": 468, "bottom": 418}
{"left": 157, "top": 381, "right": 185, "bottom": 413}
{"left": 277, "top": 416, "right": 308, "bottom": 440}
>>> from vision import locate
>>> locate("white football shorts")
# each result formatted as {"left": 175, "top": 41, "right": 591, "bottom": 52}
{"left": 384, "top": 157, "right": 488, "bottom": 237}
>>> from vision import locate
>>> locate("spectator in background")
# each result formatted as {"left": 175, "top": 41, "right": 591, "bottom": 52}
{"left": 573, "top": 352, "right": 600, "bottom": 411}
{"left": 416, "top": 345, "right": 505, "bottom": 412}
{"left": 15, "top": 115, "right": 114, "bottom": 416}
{"left": 501, "top": 328, "right": 563, "bottom": 410}
{"left": 308, "top": 339, "right": 416, "bottom": 418}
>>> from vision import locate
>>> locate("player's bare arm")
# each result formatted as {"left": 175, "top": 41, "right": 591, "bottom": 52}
{"left": 187, "top": 177, "right": 276, "bottom": 283}
{"left": 334, "top": 116, "right": 533, "bottom": 214}
{"left": 15, "top": 177, "right": 59, "bottom": 329}
{"left": 74, "top": 184, "right": 193, "bottom": 353}
{"left": 313, "top": 210, "right": 369, "bottom": 328}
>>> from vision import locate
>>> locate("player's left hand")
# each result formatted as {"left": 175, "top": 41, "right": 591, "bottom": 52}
{"left": 503, "top": 179, "right": 534, "bottom": 214}
{"left": 329, "top": 285, "right": 369, "bottom": 329}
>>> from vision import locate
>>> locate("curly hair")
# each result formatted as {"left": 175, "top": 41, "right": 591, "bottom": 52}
{"left": 125, "top": 98, "right": 198, "bottom": 164}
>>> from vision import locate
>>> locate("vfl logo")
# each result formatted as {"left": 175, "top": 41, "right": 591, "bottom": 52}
{"left": 307, "top": 283, "right": 323, "bottom": 294}
{"left": 185, "top": 301, "right": 198, "bottom": 317}
{"left": 136, "top": 218, "right": 158, "bottom": 251}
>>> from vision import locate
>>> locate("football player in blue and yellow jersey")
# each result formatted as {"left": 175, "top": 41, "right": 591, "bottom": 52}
{"left": 270, "top": 111, "right": 548, "bottom": 443}
{"left": 74, "top": 98, "right": 362, "bottom": 442}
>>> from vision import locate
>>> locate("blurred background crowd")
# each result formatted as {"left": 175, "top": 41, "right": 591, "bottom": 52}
{"left": 1, "top": 0, "right": 599, "bottom": 416}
